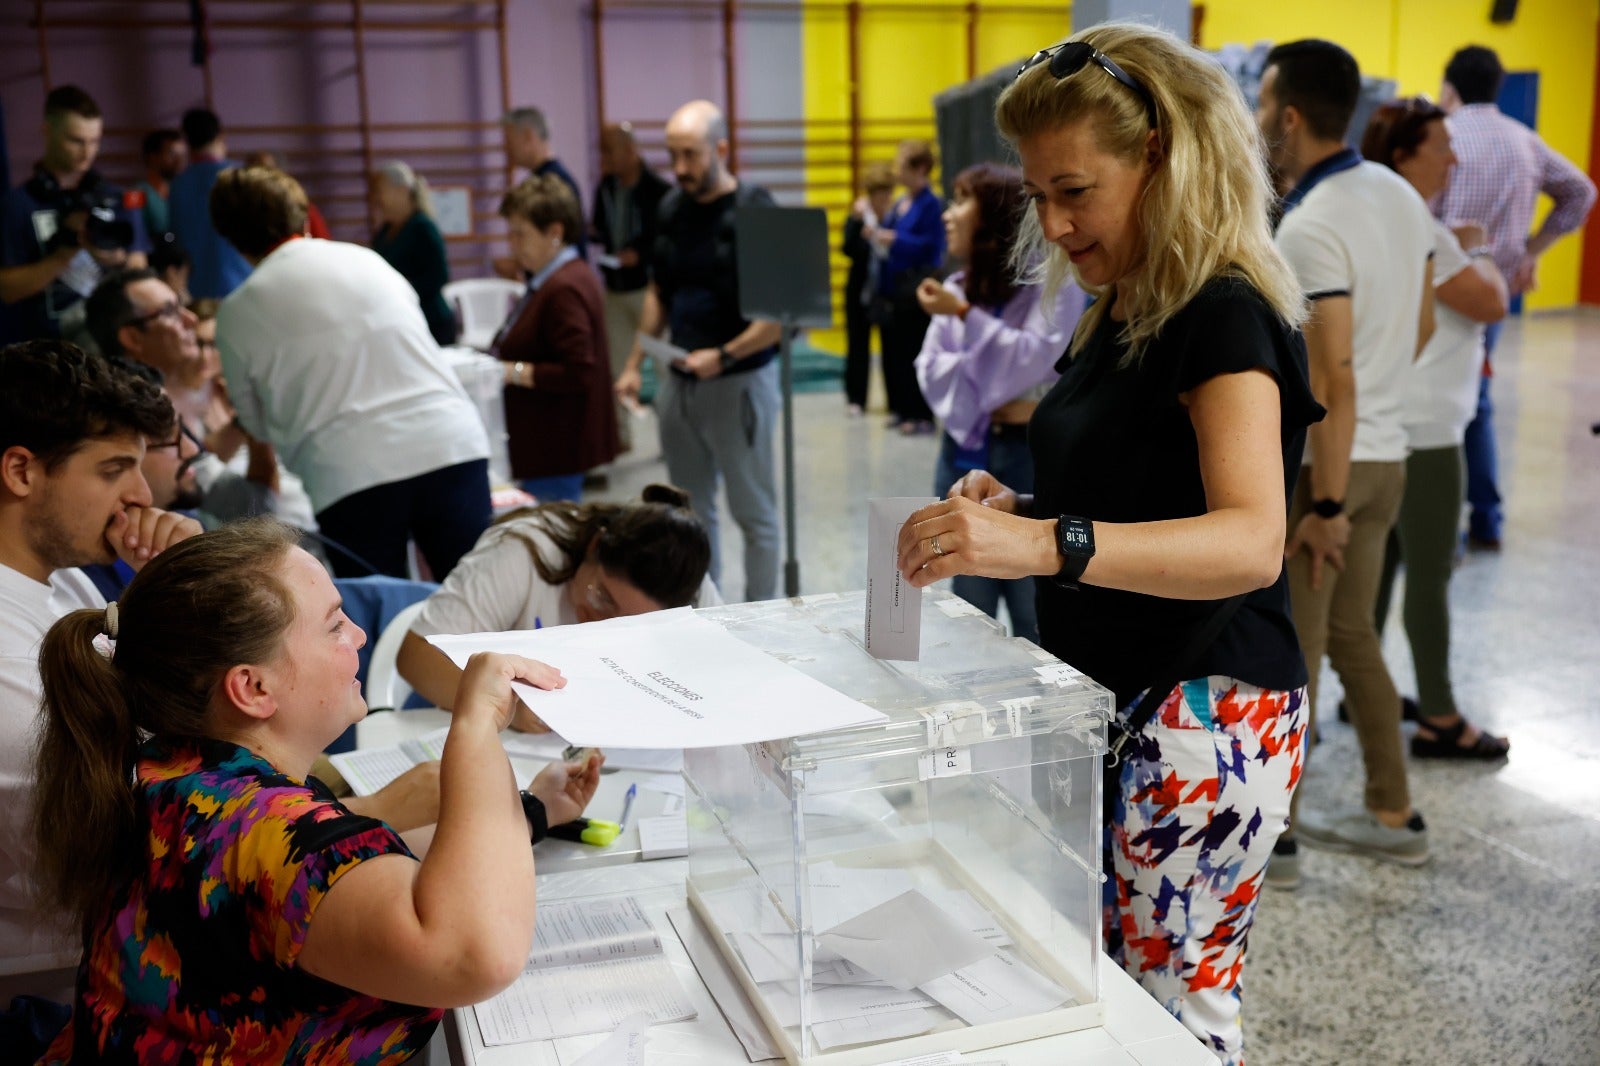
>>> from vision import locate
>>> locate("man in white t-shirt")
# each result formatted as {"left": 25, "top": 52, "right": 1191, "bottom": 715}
{"left": 1258, "top": 40, "right": 1436, "bottom": 884}
{"left": 0, "top": 339, "right": 201, "bottom": 1008}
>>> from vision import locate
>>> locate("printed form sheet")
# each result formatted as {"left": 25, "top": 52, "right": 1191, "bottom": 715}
{"left": 428, "top": 609, "right": 887, "bottom": 749}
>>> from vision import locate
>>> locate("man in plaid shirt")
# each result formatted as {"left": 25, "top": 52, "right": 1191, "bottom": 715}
{"left": 1436, "top": 45, "right": 1596, "bottom": 548}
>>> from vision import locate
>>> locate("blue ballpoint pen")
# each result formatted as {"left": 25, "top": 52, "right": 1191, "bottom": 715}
{"left": 617, "top": 783, "right": 638, "bottom": 834}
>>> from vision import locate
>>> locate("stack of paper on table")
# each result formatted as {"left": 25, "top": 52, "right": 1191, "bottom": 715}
{"left": 474, "top": 897, "right": 696, "bottom": 1046}
{"left": 695, "top": 863, "right": 1071, "bottom": 1051}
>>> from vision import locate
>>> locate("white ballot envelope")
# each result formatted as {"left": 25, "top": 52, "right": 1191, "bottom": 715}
{"left": 867, "top": 497, "right": 934, "bottom": 661}
{"left": 639, "top": 334, "right": 689, "bottom": 372}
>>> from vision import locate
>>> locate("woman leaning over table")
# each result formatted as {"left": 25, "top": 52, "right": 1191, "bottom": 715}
{"left": 492, "top": 174, "right": 620, "bottom": 503}
{"left": 32, "top": 520, "right": 601, "bottom": 1064}
{"left": 913, "top": 161, "right": 1087, "bottom": 644}
{"left": 897, "top": 24, "right": 1323, "bottom": 1064}
{"left": 1361, "top": 98, "right": 1510, "bottom": 760}
{"left": 396, "top": 484, "right": 717, "bottom": 731}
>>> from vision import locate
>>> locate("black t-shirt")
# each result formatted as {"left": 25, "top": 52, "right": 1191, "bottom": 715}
{"left": 652, "top": 182, "right": 777, "bottom": 375}
{"left": 1030, "top": 275, "right": 1324, "bottom": 707}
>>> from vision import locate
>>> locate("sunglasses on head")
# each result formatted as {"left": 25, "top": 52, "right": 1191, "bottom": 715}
{"left": 1017, "top": 41, "right": 1159, "bottom": 129}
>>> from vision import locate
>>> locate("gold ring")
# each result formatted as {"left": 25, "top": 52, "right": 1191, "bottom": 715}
{"left": 930, "top": 534, "right": 945, "bottom": 557}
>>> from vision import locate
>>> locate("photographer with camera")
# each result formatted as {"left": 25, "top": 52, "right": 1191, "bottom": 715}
{"left": 0, "top": 86, "right": 150, "bottom": 347}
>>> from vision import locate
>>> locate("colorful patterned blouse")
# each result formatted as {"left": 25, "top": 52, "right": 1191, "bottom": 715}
{"left": 39, "top": 737, "right": 442, "bottom": 1064}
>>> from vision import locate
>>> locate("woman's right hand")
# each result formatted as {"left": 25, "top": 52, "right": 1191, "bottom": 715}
{"left": 455, "top": 653, "right": 565, "bottom": 733}
{"left": 947, "top": 468, "right": 1021, "bottom": 514}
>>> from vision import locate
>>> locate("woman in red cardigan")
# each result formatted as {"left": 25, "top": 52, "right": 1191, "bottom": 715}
{"left": 492, "top": 175, "right": 620, "bottom": 500}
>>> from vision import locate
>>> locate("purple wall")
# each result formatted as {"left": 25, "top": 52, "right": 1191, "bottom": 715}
{"left": 0, "top": 1, "right": 792, "bottom": 277}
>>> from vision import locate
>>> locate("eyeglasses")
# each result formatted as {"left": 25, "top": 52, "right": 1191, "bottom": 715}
{"left": 583, "top": 580, "right": 619, "bottom": 619}
{"left": 128, "top": 300, "right": 185, "bottom": 330}
{"left": 1017, "top": 42, "right": 1159, "bottom": 129}
{"left": 148, "top": 422, "right": 203, "bottom": 455}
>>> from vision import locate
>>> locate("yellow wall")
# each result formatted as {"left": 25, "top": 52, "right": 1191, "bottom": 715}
{"left": 1200, "top": 0, "right": 1599, "bottom": 310}
{"left": 801, "top": 1, "right": 1597, "bottom": 353}
{"left": 802, "top": 1, "right": 1070, "bottom": 351}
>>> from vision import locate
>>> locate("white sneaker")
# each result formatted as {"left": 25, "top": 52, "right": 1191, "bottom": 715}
{"left": 1298, "top": 808, "right": 1429, "bottom": 866}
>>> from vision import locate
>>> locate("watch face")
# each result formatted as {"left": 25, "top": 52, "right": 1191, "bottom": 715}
{"left": 1060, "top": 524, "right": 1092, "bottom": 552}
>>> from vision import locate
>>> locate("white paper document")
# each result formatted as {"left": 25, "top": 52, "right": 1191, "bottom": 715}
{"left": 816, "top": 890, "right": 995, "bottom": 991}
{"left": 637, "top": 814, "right": 689, "bottom": 859}
{"left": 665, "top": 907, "right": 784, "bottom": 1063}
{"left": 866, "top": 498, "right": 934, "bottom": 660}
{"left": 917, "top": 949, "right": 1071, "bottom": 1027}
{"left": 567, "top": 1011, "right": 651, "bottom": 1066}
{"left": 328, "top": 727, "right": 449, "bottom": 795}
{"left": 428, "top": 609, "right": 888, "bottom": 748}
{"left": 640, "top": 333, "right": 690, "bottom": 370}
{"left": 476, "top": 954, "right": 695, "bottom": 1045}
{"left": 474, "top": 896, "right": 697, "bottom": 1045}
{"left": 499, "top": 730, "right": 684, "bottom": 774}
{"left": 526, "top": 898, "right": 662, "bottom": 970}
{"left": 812, "top": 1006, "right": 943, "bottom": 1051}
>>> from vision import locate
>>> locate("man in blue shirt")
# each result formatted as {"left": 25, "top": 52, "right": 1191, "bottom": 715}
{"left": 869, "top": 139, "right": 945, "bottom": 432}
{"left": 0, "top": 86, "right": 150, "bottom": 347}
{"left": 167, "top": 108, "right": 253, "bottom": 300}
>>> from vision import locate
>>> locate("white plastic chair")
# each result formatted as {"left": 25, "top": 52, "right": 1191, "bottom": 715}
{"left": 365, "top": 599, "right": 429, "bottom": 712}
{"left": 442, "top": 277, "right": 524, "bottom": 351}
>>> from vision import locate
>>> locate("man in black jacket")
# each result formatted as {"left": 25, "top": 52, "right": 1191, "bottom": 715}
{"left": 591, "top": 122, "right": 670, "bottom": 450}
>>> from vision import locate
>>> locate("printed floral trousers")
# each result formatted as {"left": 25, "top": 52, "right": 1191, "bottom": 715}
{"left": 1104, "top": 678, "right": 1308, "bottom": 1066}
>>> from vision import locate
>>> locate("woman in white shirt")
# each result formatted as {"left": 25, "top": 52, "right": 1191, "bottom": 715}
{"left": 1360, "top": 98, "right": 1510, "bottom": 760}
{"left": 211, "top": 166, "right": 491, "bottom": 581}
{"left": 396, "top": 484, "right": 716, "bottom": 730}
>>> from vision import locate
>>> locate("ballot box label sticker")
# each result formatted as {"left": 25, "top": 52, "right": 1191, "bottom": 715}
{"left": 917, "top": 746, "right": 973, "bottom": 781}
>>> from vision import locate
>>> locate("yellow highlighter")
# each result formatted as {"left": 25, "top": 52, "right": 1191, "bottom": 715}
{"left": 548, "top": 818, "right": 620, "bottom": 847}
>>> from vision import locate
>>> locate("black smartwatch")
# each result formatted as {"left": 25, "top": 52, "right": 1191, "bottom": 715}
{"left": 1052, "top": 515, "right": 1096, "bottom": 590}
{"left": 519, "top": 790, "right": 549, "bottom": 845}
{"left": 718, "top": 346, "right": 737, "bottom": 372}
{"left": 1311, "top": 498, "right": 1345, "bottom": 519}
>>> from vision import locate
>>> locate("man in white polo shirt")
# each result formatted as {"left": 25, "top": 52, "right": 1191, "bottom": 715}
{"left": 1257, "top": 40, "right": 1436, "bottom": 886}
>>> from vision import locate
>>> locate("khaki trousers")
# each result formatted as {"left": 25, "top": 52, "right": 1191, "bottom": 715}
{"left": 1287, "top": 460, "right": 1409, "bottom": 821}
{"left": 604, "top": 287, "right": 647, "bottom": 449}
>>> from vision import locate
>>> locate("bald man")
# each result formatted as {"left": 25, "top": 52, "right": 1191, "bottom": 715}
{"left": 592, "top": 123, "right": 671, "bottom": 450}
{"left": 614, "top": 101, "right": 784, "bottom": 601}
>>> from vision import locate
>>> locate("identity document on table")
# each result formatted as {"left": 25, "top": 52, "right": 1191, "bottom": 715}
{"left": 473, "top": 896, "right": 696, "bottom": 1045}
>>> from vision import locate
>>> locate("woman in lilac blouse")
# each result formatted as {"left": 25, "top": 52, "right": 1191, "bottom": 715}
{"left": 914, "top": 163, "right": 1086, "bottom": 643}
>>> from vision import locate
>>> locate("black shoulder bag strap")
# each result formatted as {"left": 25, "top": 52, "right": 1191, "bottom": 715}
{"left": 1106, "top": 593, "right": 1249, "bottom": 770}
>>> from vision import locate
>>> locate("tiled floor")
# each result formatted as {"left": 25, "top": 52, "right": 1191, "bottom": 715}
{"left": 593, "top": 310, "right": 1600, "bottom": 1065}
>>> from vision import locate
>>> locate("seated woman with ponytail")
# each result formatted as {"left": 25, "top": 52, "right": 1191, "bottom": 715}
{"left": 397, "top": 483, "right": 715, "bottom": 730}
{"left": 33, "top": 519, "right": 602, "bottom": 1063}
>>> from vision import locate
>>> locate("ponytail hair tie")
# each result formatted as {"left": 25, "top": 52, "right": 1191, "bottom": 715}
{"left": 103, "top": 601, "right": 120, "bottom": 640}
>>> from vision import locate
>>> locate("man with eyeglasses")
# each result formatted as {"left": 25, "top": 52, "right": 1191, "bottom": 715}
{"left": 83, "top": 269, "right": 320, "bottom": 538}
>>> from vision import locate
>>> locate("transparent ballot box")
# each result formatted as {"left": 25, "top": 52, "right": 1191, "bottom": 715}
{"left": 686, "top": 590, "right": 1113, "bottom": 1064}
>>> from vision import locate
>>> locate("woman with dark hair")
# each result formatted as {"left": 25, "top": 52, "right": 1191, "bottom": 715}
{"left": 913, "top": 163, "right": 1086, "bottom": 643}
{"left": 492, "top": 173, "right": 620, "bottom": 502}
{"left": 1360, "top": 97, "right": 1509, "bottom": 759}
{"left": 396, "top": 484, "right": 716, "bottom": 730}
{"left": 31, "top": 520, "right": 602, "bottom": 1063}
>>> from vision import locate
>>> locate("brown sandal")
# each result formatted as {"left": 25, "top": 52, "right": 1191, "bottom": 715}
{"left": 1411, "top": 717, "right": 1509, "bottom": 761}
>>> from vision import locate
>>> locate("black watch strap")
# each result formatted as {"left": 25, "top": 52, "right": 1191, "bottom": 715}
{"left": 1052, "top": 515, "right": 1095, "bottom": 590}
{"left": 519, "top": 790, "right": 548, "bottom": 845}
{"left": 1311, "top": 497, "right": 1345, "bottom": 519}
{"left": 718, "top": 346, "right": 736, "bottom": 371}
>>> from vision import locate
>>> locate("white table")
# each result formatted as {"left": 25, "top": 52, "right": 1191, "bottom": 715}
{"left": 443, "top": 860, "right": 1219, "bottom": 1066}
{"left": 357, "top": 708, "right": 678, "bottom": 872}
{"left": 353, "top": 710, "right": 1219, "bottom": 1066}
